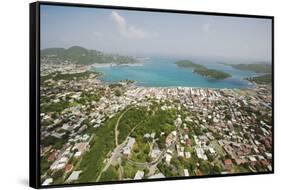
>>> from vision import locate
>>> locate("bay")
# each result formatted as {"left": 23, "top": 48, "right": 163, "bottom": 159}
{"left": 91, "top": 56, "right": 258, "bottom": 89}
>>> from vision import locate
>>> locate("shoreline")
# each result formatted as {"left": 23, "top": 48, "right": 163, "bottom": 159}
{"left": 93, "top": 73, "right": 257, "bottom": 91}
{"left": 90, "top": 63, "right": 143, "bottom": 68}
{"left": 88, "top": 64, "right": 264, "bottom": 91}
{"left": 88, "top": 69, "right": 256, "bottom": 91}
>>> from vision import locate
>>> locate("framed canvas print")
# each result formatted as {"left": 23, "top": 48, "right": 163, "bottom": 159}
{"left": 29, "top": 1, "right": 274, "bottom": 188}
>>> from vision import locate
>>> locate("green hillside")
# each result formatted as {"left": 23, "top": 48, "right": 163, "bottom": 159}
{"left": 41, "top": 46, "right": 138, "bottom": 65}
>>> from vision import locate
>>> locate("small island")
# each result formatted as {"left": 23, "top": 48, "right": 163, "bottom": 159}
{"left": 175, "top": 60, "right": 231, "bottom": 80}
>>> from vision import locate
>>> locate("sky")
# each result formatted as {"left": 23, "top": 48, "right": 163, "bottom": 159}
{"left": 40, "top": 5, "right": 272, "bottom": 62}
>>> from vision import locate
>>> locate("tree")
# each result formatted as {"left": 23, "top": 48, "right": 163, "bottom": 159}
{"left": 199, "top": 161, "right": 210, "bottom": 175}
{"left": 206, "top": 151, "right": 214, "bottom": 162}
{"left": 52, "top": 170, "right": 64, "bottom": 179}
{"left": 184, "top": 157, "right": 197, "bottom": 174}
{"left": 213, "top": 164, "right": 222, "bottom": 174}
{"left": 100, "top": 166, "right": 118, "bottom": 181}
{"left": 143, "top": 145, "right": 150, "bottom": 155}
{"left": 144, "top": 168, "right": 149, "bottom": 176}
{"left": 114, "top": 89, "right": 122, "bottom": 97}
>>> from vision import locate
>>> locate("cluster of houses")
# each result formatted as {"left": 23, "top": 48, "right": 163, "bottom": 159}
{"left": 123, "top": 86, "right": 272, "bottom": 177}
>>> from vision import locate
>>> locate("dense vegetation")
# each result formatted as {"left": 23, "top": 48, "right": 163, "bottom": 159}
{"left": 131, "top": 142, "right": 150, "bottom": 162}
{"left": 175, "top": 60, "right": 231, "bottom": 79}
{"left": 218, "top": 62, "right": 272, "bottom": 73}
{"left": 41, "top": 46, "right": 137, "bottom": 65}
{"left": 175, "top": 60, "right": 206, "bottom": 69}
{"left": 99, "top": 165, "right": 119, "bottom": 181}
{"left": 122, "top": 160, "right": 137, "bottom": 179}
{"left": 117, "top": 107, "right": 148, "bottom": 143}
{"left": 76, "top": 103, "right": 177, "bottom": 182}
{"left": 118, "top": 104, "right": 176, "bottom": 143}
{"left": 194, "top": 68, "right": 231, "bottom": 80}
{"left": 246, "top": 74, "right": 272, "bottom": 84}
{"left": 77, "top": 112, "right": 120, "bottom": 183}
{"left": 218, "top": 61, "right": 272, "bottom": 84}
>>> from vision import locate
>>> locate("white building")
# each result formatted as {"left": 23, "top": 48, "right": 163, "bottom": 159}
{"left": 165, "top": 153, "right": 172, "bottom": 164}
{"left": 66, "top": 171, "right": 82, "bottom": 183}
{"left": 122, "top": 137, "right": 135, "bottom": 155}
{"left": 151, "top": 148, "right": 161, "bottom": 159}
{"left": 148, "top": 173, "right": 165, "bottom": 179}
{"left": 134, "top": 170, "right": 144, "bottom": 180}
{"left": 42, "top": 178, "right": 53, "bottom": 186}
{"left": 183, "top": 169, "right": 189, "bottom": 176}
{"left": 195, "top": 147, "right": 208, "bottom": 160}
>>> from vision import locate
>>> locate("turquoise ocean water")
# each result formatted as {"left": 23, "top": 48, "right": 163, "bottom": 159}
{"left": 92, "top": 57, "right": 259, "bottom": 89}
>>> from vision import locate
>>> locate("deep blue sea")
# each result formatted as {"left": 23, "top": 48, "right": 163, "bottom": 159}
{"left": 91, "top": 56, "right": 259, "bottom": 89}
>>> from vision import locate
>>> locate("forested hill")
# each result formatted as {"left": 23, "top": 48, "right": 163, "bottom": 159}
{"left": 230, "top": 63, "right": 271, "bottom": 73}
{"left": 41, "top": 46, "right": 138, "bottom": 65}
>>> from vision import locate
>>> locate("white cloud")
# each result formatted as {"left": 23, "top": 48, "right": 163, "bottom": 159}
{"left": 111, "top": 11, "right": 147, "bottom": 39}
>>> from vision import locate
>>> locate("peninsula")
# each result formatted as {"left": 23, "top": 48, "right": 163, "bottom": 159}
{"left": 217, "top": 62, "right": 272, "bottom": 84}
{"left": 41, "top": 46, "right": 138, "bottom": 65}
{"left": 246, "top": 74, "right": 272, "bottom": 84}
{"left": 218, "top": 62, "right": 272, "bottom": 73}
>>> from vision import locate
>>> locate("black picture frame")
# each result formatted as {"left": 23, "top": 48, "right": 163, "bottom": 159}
{"left": 30, "top": 1, "right": 274, "bottom": 189}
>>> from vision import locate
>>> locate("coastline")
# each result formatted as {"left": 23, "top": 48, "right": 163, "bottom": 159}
{"left": 90, "top": 63, "right": 143, "bottom": 68}
{"left": 88, "top": 67, "right": 256, "bottom": 90}
{"left": 40, "top": 62, "right": 272, "bottom": 184}
{"left": 89, "top": 70, "right": 256, "bottom": 91}
{"left": 89, "top": 59, "right": 264, "bottom": 89}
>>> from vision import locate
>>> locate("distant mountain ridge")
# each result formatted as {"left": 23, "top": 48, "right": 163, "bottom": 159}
{"left": 41, "top": 46, "right": 138, "bottom": 65}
